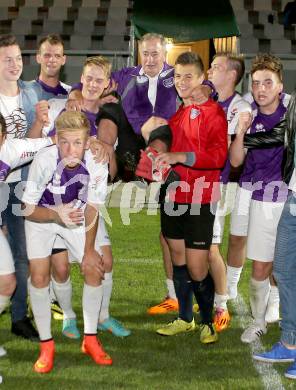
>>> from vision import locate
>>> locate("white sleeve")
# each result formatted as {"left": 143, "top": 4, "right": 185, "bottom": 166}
{"left": 22, "top": 149, "right": 54, "bottom": 205}
{"left": 7, "top": 137, "right": 53, "bottom": 170}
{"left": 42, "top": 98, "right": 67, "bottom": 136}
{"left": 228, "top": 99, "right": 252, "bottom": 135}
{"left": 85, "top": 151, "right": 108, "bottom": 205}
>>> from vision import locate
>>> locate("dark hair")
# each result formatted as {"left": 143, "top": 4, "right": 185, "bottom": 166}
{"left": 37, "top": 34, "right": 64, "bottom": 52}
{"left": 214, "top": 52, "right": 245, "bottom": 85}
{"left": 0, "top": 113, "right": 7, "bottom": 136}
{"left": 0, "top": 34, "right": 19, "bottom": 49}
{"left": 251, "top": 53, "right": 283, "bottom": 82}
{"left": 175, "top": 52, "right": 204, "bottom": 74}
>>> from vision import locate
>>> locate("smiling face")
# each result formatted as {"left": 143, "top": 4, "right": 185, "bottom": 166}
{"left": 174, "top": 64, "right": 204, "bottom": 105}
{"left": 56, "top": 129, "right": 90, "bottom": 168}
{"left": 81, "top": 64, "right": 110, "bottom": 102}
{"left": 139, "top": 38, "right": 166, "bottom": 77}
{"left": 0, "top": 44, "right": 23, "bottom": 83}
{"left": 36, "top": 41, "right": 66, "bottom": 79}
{"left": 251, "top": 69, "right": 283, "bottom": 113}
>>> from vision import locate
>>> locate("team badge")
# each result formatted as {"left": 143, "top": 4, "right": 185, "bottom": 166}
{"left": 136, "top": 75, "right": 148, "bottom": 84}
{"left": 190, "top": 108, "right": 200, "bottom": 120}
{"left": 163, "top": 77, "right": 174, "bottom": 88}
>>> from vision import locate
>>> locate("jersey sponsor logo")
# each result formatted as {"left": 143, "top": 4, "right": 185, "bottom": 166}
{"left": 255, "top": 123, "right": 265, "bottom": 132}
{"left": 190, "top": 108, "right": 200, "bottom": 120}
{"left": 20, "top": 151, "right": 37, "bottom": 159}
{"left": 163, "top": 77, "right": 174, "bottom": 88}
{"left": 228, "top": 107, "right": 238, "bottom": 123}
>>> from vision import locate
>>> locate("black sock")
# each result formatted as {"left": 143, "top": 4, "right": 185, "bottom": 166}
{"left": 173, "top": 265, "right": 193, "bottom": 323}
{"left": 191, "top": 273, "right": 215, "bottom": 324}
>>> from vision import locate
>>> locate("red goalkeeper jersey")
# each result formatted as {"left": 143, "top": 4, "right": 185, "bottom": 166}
{"left": 168, "top": 100, "right": 228, "bottom": 204}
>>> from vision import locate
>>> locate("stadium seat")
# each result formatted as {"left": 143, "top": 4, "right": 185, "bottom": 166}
{"left": 253, "top": 0, "right": 272, "bottom": 11}
{"left": 24, "top": 0, "right": 43, "bottom": 5}
{"left": 70, "top": 35, "right": 92, "bottom": 49}
{"left": 74, "top": 20, "right": 94, "bottom": 34}
{"left": 270, "top": 38, "right": 292, "bottom": 52}
{"left": 81, "top": 0, "right": 100, "bottom": 6}
{"left": 18, "top": 6, "right": 39, "bottom": 19}
{"left": 77, "top": 7, "right": 98, "bottom": 20}
{"left": 12, "top": 19, "right": 32, "bottom": 35}
{"left": 48, "top": 6, "right": 68, "bottom": 20}
{"left": 239, "top": 37, "right": 259, "bottom": 52}
{"left": 43, "top": 19, "right": 64, "bottom": 33}
{"left": 264, "top": 23, "right": 284, "bottom": 38}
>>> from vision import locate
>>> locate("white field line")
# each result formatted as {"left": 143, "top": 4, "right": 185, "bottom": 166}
{"left": 234, "top": 294, "right": 285, "bottom": 390}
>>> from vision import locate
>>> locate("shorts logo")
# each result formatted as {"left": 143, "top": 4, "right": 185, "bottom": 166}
{"left": 190, "top": 108, "right": 200, "bottom": 120}
{"left": 193, "top": 241, "right": 205, "bottom": 245}
{"left": 163, "top": 77, "right": 174, "bottom": 88}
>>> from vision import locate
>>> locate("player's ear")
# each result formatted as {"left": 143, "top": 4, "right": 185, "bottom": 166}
{"left": 85, "top": 137, "right": 90, "bottom": 149}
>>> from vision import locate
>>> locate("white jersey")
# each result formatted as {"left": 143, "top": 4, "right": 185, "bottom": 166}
{"left": 0, "top": 137, "right": 53, "bottom": 182}
{"left": 0, "top": 93, "right": 27, "bottom": 182}
{"left": 22, "top": 145, "right": 108, "bottom": 207}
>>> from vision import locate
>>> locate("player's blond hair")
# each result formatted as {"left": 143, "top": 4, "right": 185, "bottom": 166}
{"left": 55, "top": 111, "right": 90, "bottom": 137}
{"left": 82, "top": 56, "right": 111, "bottom": 79}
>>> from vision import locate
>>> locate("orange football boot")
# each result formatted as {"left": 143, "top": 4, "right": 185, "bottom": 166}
{"left": 34, "top": 339, "right": 55, "bottom": 374}
{"left": 214, "top": 308, "right": 231, "bottom": 332}
{"left": 147, "top": 297, "right": 179, "bottom": 315}
{"left": 82, "top": 335, "right": 112, "bottom": 366}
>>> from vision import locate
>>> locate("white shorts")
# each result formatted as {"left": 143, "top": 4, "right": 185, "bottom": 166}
{"left": 212, "top": 183, "right": 238, "bottom": 245}
{"left": 25, "top": 216, "right": 110, "bottom": 262}
{"left": 52, "top": 217, "right": 110, "bottom": 252}
{"left": 230, "top": 186, "right": 252, "bottom": 237}
{"left": 247, "top": 199, "right": 285, "bottom": 262}
{"left": 0, "top": 229, "right": 15, "bottom": 275}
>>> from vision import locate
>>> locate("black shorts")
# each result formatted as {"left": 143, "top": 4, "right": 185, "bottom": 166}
{"left": 160, "top": 202, "right": 216, "bottom": 250}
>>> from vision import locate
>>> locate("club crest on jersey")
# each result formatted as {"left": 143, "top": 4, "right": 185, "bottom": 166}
{"left": 255, "top": 123, "right": 265, "bottom": 132}
{"left": 163, "top": 77, "right": 174, "bottom": 88}
{"left": 190, "top": 108, "right": 200, "bottom": 120}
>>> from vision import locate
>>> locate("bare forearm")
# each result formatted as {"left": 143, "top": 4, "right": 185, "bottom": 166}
{"left": 229, "top": 134, "right": 246, "bottom": 167}
{"left": 27, "top": 120, "right": 44, "bottom": 138}
{"left": 84, "top": 203, "right": 99, "bottom": 252}
{"left": 23, "top": 203, "right": 57, "bottom": 222}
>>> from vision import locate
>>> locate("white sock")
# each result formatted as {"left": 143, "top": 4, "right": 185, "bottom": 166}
{"left": 83, "top": 284, "right": 103, "bottom": 334}
{"left": 268, "top": 285, "right": 280, "bottom": 306}
{"left": 99, "top": 272, "right": 113, "bottom": 323}
{"left": 51, "top": 277, "right": 76, "bottom": 320}
{"left": 227, "top": 265, "right": 243, "bottom": 286}
{"left": 215, "top": 293, "right": 228, "bottom": 310}
{"left": 166, "top": 278, "right": 177, "bottom": 300}
{"left": 49, "top": 280, "right": 57, "bottom": 302}
{"left": 250, "top": 277, "right": 270, "bottom": 328}
{"left": 226, "top": 265, "right": 243, "bottom": 298}
{"left": 28, "top": 281, "right": 51, "bottom": 340}
{"left": 0, "top": 295, "right": 10, "bottom": 315}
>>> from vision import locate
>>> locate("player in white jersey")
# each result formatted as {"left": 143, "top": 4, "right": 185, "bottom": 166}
{"left": 0, "top": 113, "right": 53, "bottom": 382}
{"left": 40, "top": 56, "right": 130, "bottom": 338}
{"left": 205, "top": 53, "right": 252, "bottom": 332}
{"left": 23, "top": 111, "right": 112, "bottom": 374}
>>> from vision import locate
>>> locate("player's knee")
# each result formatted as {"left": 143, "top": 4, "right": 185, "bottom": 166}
{"left": 31, "top": 272, "right": 50, "bottom": 288}
{"left": 0, "top": 274, "right": 16, "bottom": 296}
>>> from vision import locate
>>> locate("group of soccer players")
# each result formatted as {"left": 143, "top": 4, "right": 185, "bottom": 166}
{"left": 0, "top": 29, "right": 295, "bottom": 381}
